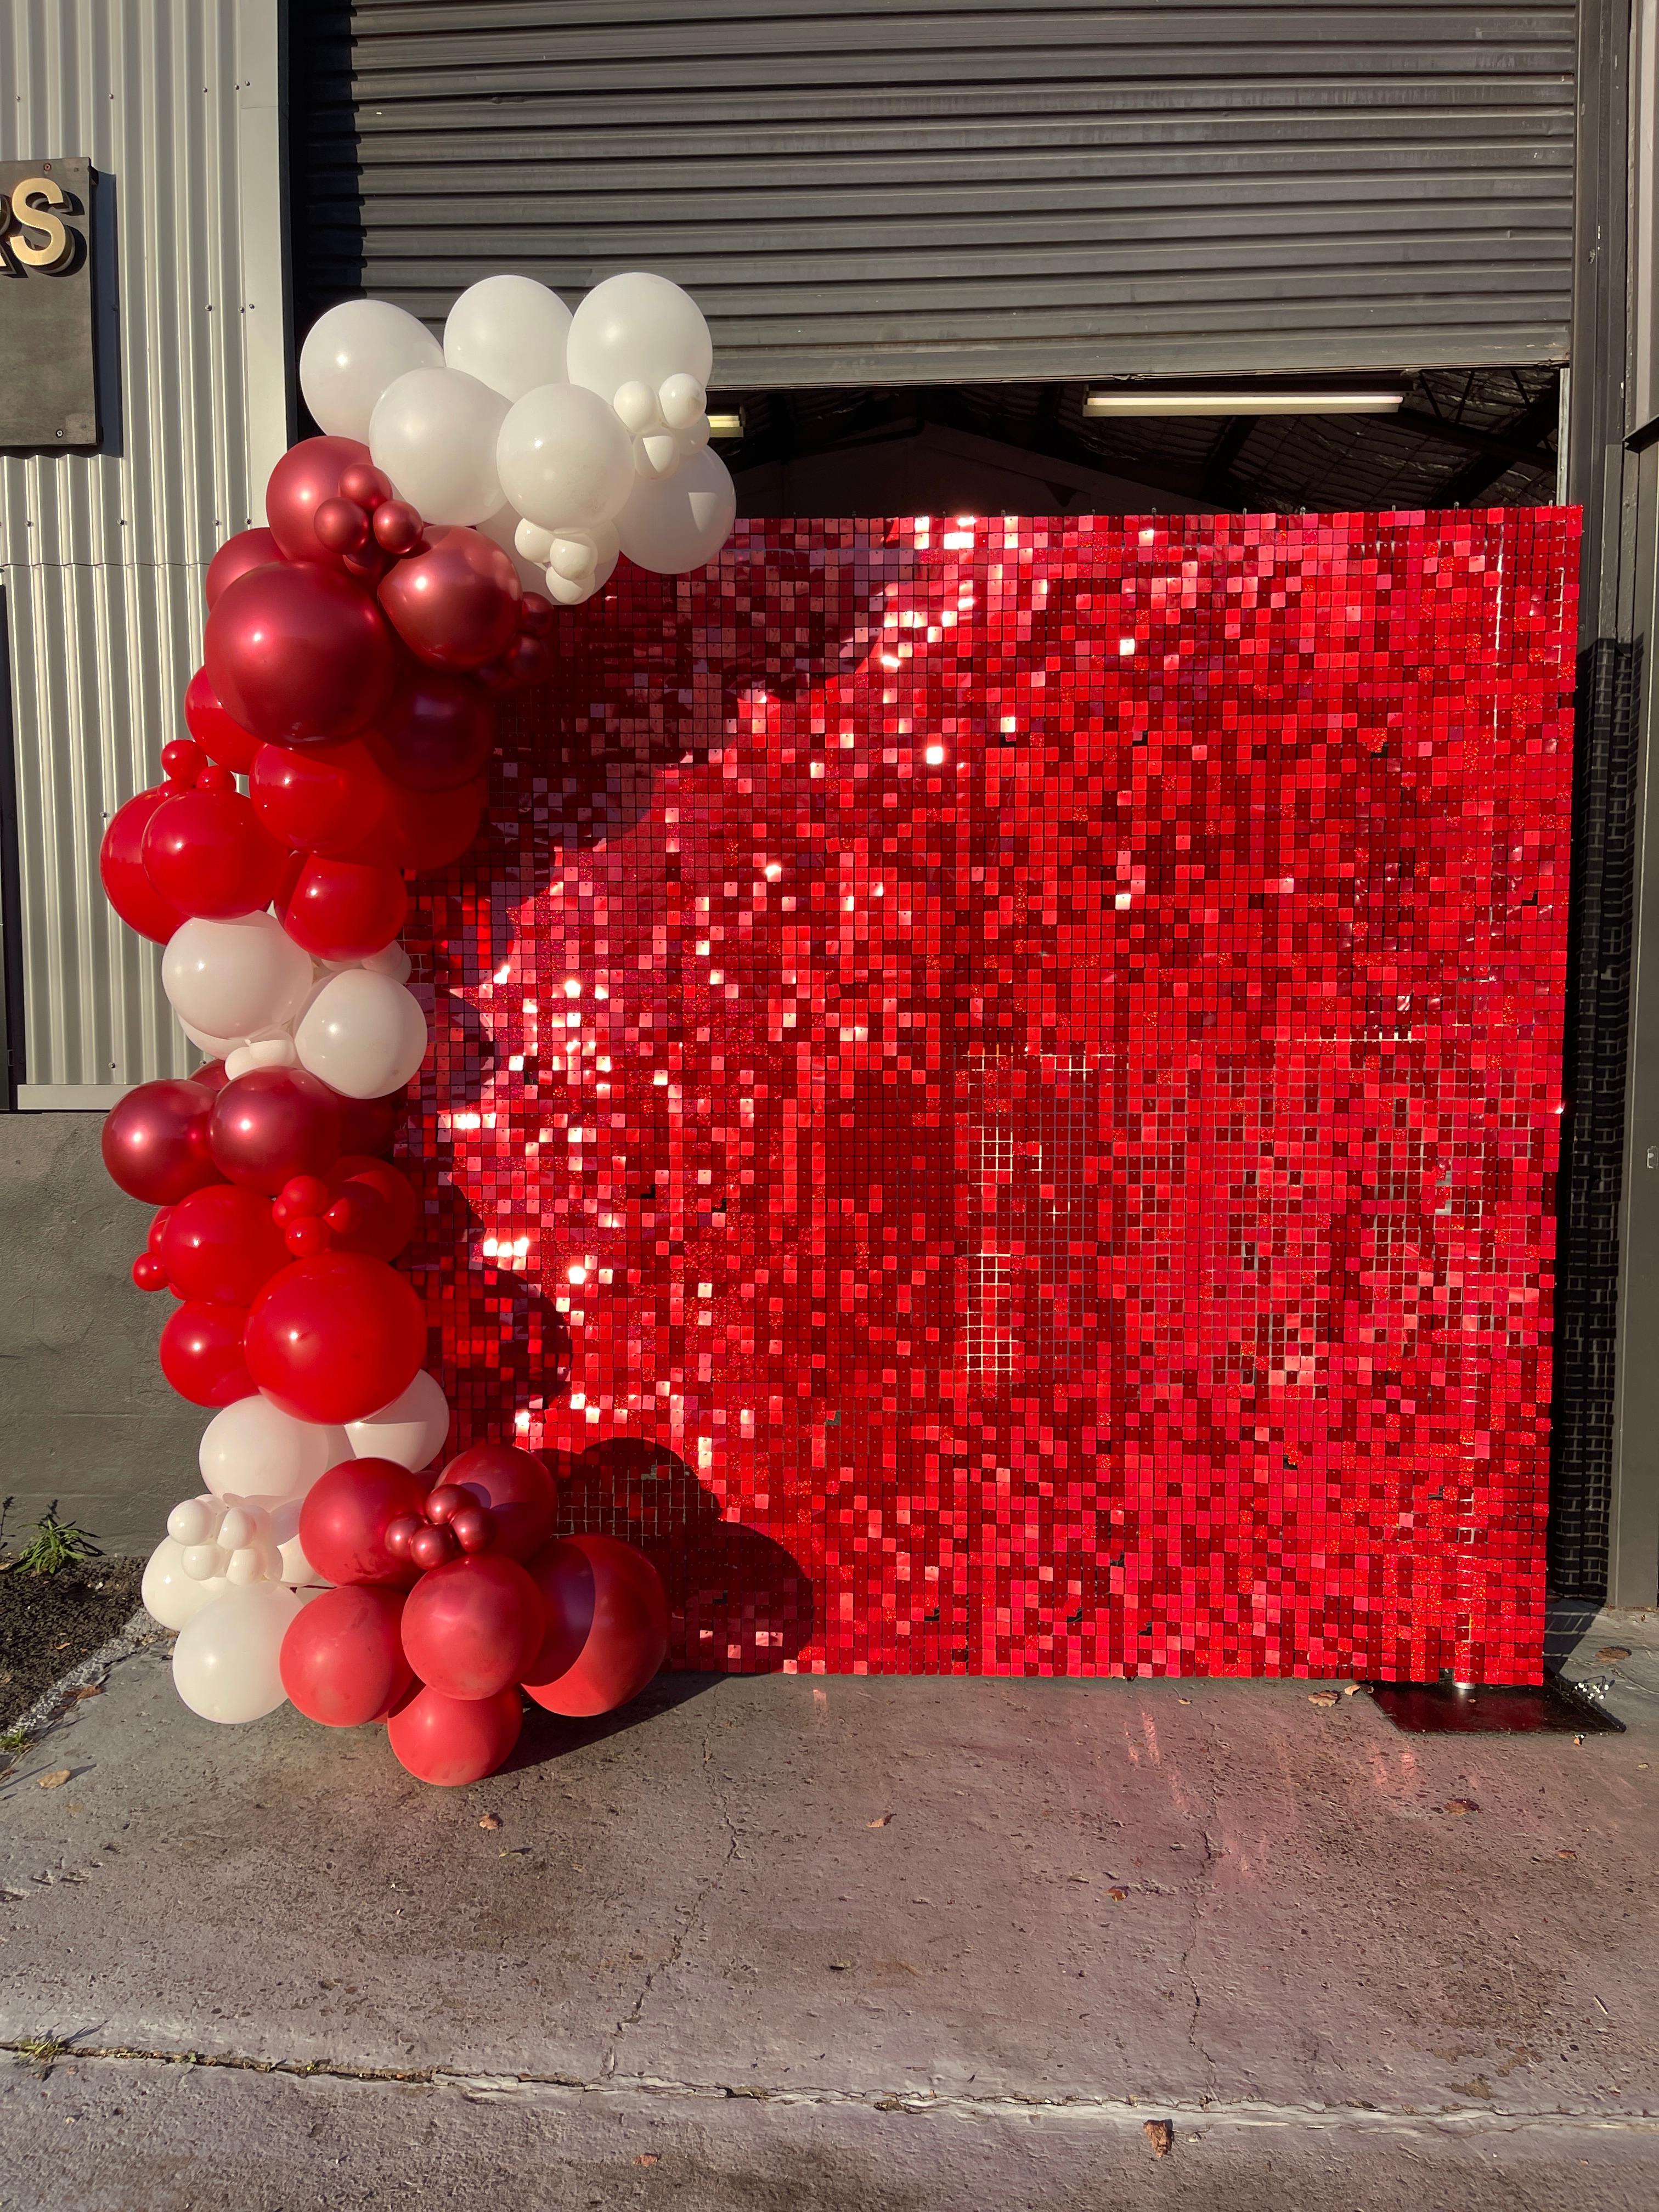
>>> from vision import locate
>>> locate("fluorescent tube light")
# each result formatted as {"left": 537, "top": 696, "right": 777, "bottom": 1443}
{"left": 1085, "top": 391, "right": 1402, "bottom": 417}
{"left": 707, "top": 411, "right": 743, "bottom": 436}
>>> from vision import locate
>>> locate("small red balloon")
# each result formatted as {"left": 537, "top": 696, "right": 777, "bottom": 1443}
{"left": 210, "top": 1067, "right": 343, "bottom": 1194}
{"left": 377, "top": 527, "right": 521, "bottom": 672}
{"left": 385, "top": 1513, "right": 422, "bottom": 1559}
{"left": 266, "top": 436, "right": 373, "bottom": 566}
{"left": 205, "top": 561, "right": 397, "bottom": 749}
{"left": 276, "top": 1172, "right": 332, "bottom": 1220}
{"left": 191, "top": 1059, "right": 231, "bottom": 1095}
{"left": 438, "top": 1442, "right": 556, "bottom": 1564}
{"left": 369, "top": 670, "right": 495, "bottom": 792}
{"left": 383, "top": 775, "right": 487, "bottom": 872}
{"left": 409, "top": 1523, "right": 457, "bottom": 1572}
{"left": 450, "top": 1505, "right": 495, "bottom": 1554}
{"left": 372, "top": 499, "right": 424, "bottom": 555}
{"left": 160, "top": 738, "right": 204, "bottom": 786}
{"left": 280, "top": 1584, "right": 414, "bottom": 1726}
{"left": 132, "top": 1253, "right": 169, "bottom": 1291}
{"left": 324, "top": 1154, "right": 416, "bottom": 1260}
{"left": 400, "top": 1554, "right": 544, "bottom": 1700}
{"left": 102, "top": 1080, "right": 221, "bottom": 1204}
{"left": 313, "top": 496, "right": 371, "bottom": 556}
{"left": 386, "top": 1682, "right": 522, "bottom": 1787}
{"left": 280, "top": 854, "right": 408, "bottom": 961}
{"left": 503, "top": 633, "right": 550, "bottom": 688}
{"left": 424, "top": 1486, "right": 466, "bottom": 1525}
{"left": 335, "top": 1090, "right": 405, "bottom": 1158}
{"left": 140, "top": 785, "right": 287, "bottom": 921}
{"left": 518, "top": 591, "right": 554, "bottom": 638}
{"left": 159, "top": 1299, "right": 255, "bottom": 1407}
{"left": 285, "top": 1217, "right": 330, "bottom": 1259}
{"left": 246, "top": 1251, "right": 427, "bottom": 1423}
{"left": 184, "top": 668, "right": 262, "bottom": 774}
{"left": 206, "top": 527, "right": 284, "bottom": 611}
{"left": 340, "top": 462, "right": 392, "bottom": 512}
{"left": 159, "top": 1182, "right": 290, "bottom": 1305}
{"left": 522, "top": 1535, "right": 669, "bottom": 1717}
{"left": 100, "top": 787, "right": 189, "bottom": 945}
{"left": 298, "top": 1457, "right": 427, "bottom": 1588}
{"left": 250, "top": 737, "right": 389, "bottom": 856}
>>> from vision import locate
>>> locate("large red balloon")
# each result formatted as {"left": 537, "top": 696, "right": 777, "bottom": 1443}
{"left": 439, "top": 1442, "right": 556, "bottom": 1563}
{"left": 370, "top": 670, "right": 495, "bottom": 792}
{"left": 159, "top": 1299, "right": 255, "bottom": 1406}
{"left": 206, "top": 527, "right": 284, "bottom": 609}
{"left": 521, "top": 1535, "right": 669, "bottom": 1717}
{"left": 266, "top": 436, "right": 373, "bottom": 567}
{"left": 386, "top": 1682, "right": 522, "bottom": 1787}
{"left": 205, "top": 561, "right": 397, "bottom": 748}
{"left": 184, "top": 668, "right": 261, "bottom": 774}
{"left": 400, "top": 1553, "right": 544, "bottom": 1699}
{"left": 336, "top": 1089, "right": 405, "bottom": 1158}
{"left": 140, "top": 785, "right": 286, "bottom": 921}
{"left": 100, "top": 787, "right": 188, "bottom": 944}
{"left": 102, "top": 1079, "right": 221, "bottom": 1204}
{"left": 246, "top": 1251, "right": 427, "bottom": 1423}
{"left": 209, "top": 1067, "right": 343, "bottom": 1193}
{"left": 298, "top": 1457, "right": 426, "bottom": 1588}
{"left": 280, "top": 1584, "right": 414, "bottom": 1724}
{"left": 159, "top": 1182, "right": 289, "bottom": 1305}
{"left": 280, "top": 855, "right": 408, "bottom": 961}
{"left": 328, "top": 1153, "right": 417, "bottom": 1261}
{"left": 377, "top": 528, "right": 520, "bottom": 672}
{"left": 383, "top": 774, "right": 487, "bottom": 872}
{"left": 250, "top": 737, "right": 388, "bottom": 855}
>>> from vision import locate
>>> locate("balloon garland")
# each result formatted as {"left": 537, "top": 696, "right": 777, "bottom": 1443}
{"left": 104, "top": 271, "right": 731, "bottom": 1785}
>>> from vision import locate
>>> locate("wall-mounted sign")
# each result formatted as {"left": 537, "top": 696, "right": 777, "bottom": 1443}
{"left": 0, "top": 156, "right": 97, "bottom": 449}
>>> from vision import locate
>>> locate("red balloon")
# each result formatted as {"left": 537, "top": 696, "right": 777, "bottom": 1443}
{"left": 100, "top": 787, "right": 189, "bottom": 944}
{"left": 191, "top": 1058, "right": 231, "bottom": 1094}
{"left": 184, "top": 668, "right": 261, "bottom": 774}
{"left": 206, "top": 527, "right": 284, "bottom": 610}
{"left": 369, "top": 671, "right": 495, "bottom": 792}
{"left": 336, "top": 1088, "right": 405, "bottom": 1158}
{"left": 246, "top": 1251, "right": 427, "bottom": 1422}
{"left": 158, "top": 1182, "right": 289, "bottom": 1305}
{"left": 159, "top": 1299, "right": 255, "bottom": 1406}
{"left": 298, "top": 1457, "right": 426, "bottom": 1588}
{"left": 249, "top": 737, "right": 388, "bottom": 856}
{"left": 522, "top": 1536, "right": 668, "bottom": 1717}
{"left": 328, "top": 1153, "right": 417, "bottom": 1261}
{"left": 400, "top": 1554, "right": 544, "bottom": 1700}
{"left": 280, "top": 1584, "right": 414, "bottom": 1724}
{"left": 383, "top": 774, "right": 487, "bottom": 872}
{"left": 280, "top": 855, "right": 408, "bottom": 961}
{"left": 205, "top": 561, "right": 397, "bottom": 748}
{"left": 438, "top": 1442, "right": 556, "bottom": 1564}
{"left": 377, "top": 528, "right": 521, "bottom": 672}
{"left": 102, "top": 1079, "right": 221, "bottom": 1204}
{"left": 140, "top": 785, "right": 286, "bottom": 921}
{"left": 265, "top": 436, "right": 373, "bottom": 566}
{"left": 209, "top": 1067, "right": 343, "bottom": 1193}
{"left": 386, "top": 1682, "right": 522, "bottom": 1787}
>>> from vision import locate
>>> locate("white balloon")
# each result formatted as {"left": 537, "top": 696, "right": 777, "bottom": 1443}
{"left": 298, "top": 300, "right": 442, "bottom": 443}
{"left": 477, "top": 503, "right": 550, "bottom": 594}
{"left": 496, "top": 382, "right": 634, "bottom": 533}
{"left": 142, "top": 1537, "right": 227, "bottom": 1631}
{"left": 612, "top": 380, "right": 659, "bottom": 436}
{"left": 200, "top": 1397, "right": 349, "bottom": 1500}
{"left": 180, "top": 1019, "right": 244, "bottom": 1059}
{"left": 444, "top": 274, "right": 572, "bottom": 402}
{"left": 566, "top": 272, "right": 713, "bottom": 405}
{"left": 346, "top": 1369, "right": 452, "bottom": 1471}
{"left": 163, "top": 913, "right": 313, "bottom": 1045}
{"left": 370, "top": 367, "right": 509, "bottom": 527}
{"left": 658, "top": 373, "right": 707, "bottom": 431}
{"left": 614, "top": 447, "right": 736, "bottom": 575}
{"left": 172, "top": 1584, "right": 302, "bottom": 1725}
{"left": 515, "top": 517, "right": 556, "bottom": 565}
{"left": 167, "top": 1496, "right": 219, "bottom": 1548}
{"left": 544, "top": 570, "right": 600, "bottom": 608}
{"left": 295, "top": 968, "right": 429, "bottom": 1099}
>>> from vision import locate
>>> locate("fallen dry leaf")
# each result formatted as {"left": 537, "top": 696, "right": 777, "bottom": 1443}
{"left": 70, "top": 1686, "right": 101, "bottom": 1702}
{"left": 1443, "top": 1798, "right": 1479, "bottom": 1817}
{"left": 1596, "top": 1646, "right": 1632, "bottom": 1662}
{"left": 633, "top": 2154, "right": 660, "bottom": 2168}
{"left": 1343, "top": 1683, "right": 1363, "bottom": 1696}
{"left": 1144, "top": 2119, "right": 1173, "bottom": 2158}
{"left": 867, "top": 1812, "right": 894, "bottom": 1829}
{"left": 1556, "top": 1848, "right": 1577, "bottom": 1860}
{"left": 1307, "top": 1689, "right": 1339, "bottom": 1707}
{"left": 1108, "top": 1886, "right": 1130, "bottom": 1901}
{"left": 37, "top": 1770, "right": 70, "bottom": 1791}
{"left": 478, "top": 1813, "right": 501, "bottom": 1832}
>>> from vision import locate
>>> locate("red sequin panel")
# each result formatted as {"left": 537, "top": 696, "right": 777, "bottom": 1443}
{"left": 406, "top": 511, "right": 1579, "bottom": 1683}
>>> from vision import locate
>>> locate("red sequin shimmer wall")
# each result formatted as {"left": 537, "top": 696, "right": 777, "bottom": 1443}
{"left": 407, "top": 509, "right": 1579, "bottom": 1685}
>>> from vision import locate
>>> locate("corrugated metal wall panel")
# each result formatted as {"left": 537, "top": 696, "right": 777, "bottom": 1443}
{"left": 309, "top": 0, "right": 1577, "bottom": 383}
{"left": 1, "top": 0, "right": 284, "bottom": 1096}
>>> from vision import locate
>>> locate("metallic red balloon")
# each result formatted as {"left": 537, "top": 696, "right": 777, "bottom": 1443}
{"left": 280, "top": 1584, "right": 414, "bottom": 1725}
{"left": 339, "top": 462, "right": 393, "bottom": 511}
{"left": 184, "top": 668, "right": 261, "bottom": 773}
{"left": 158, "top": 1182, "right": 290, "bottom": 1305}
{"left": 438, "top": 1442, "right": 556, "bottom": 1563}
{"left": 372, "top": 499, "right": 423, "bottom": 555}
{"left": 102, "top": 1079, "right": 221, "bottom": 1204}
{"left": 522, "top": 1535, "right": 669, "bottom": 1717}
{"left": 265, "top": 436, "right": 373, "bottom": 566}
{"left": 250, "top": 736, "right": 389, "bottom": 855}
{"left": 298, "top": 1457, "right": 426, "bottom": 1588}
{"left": 159, "top": 1299, "right": 255, "bottom": 1406}
{"left": 99, "top": 787, "right": 188, "bottom": 944}
{"left": 209, "top": 1067, "right": 344, "bottom": 1194}
{"left": 369, "top": 670, "right": 495, "bottom": 792}
{"left": 400, "top": 1554, "right": 544, "bottom": 1700}
{"left": 206, "top": 527, "right": 284, "bottom": 610}
{"left": 246, "top": 1251, "right": 427, "bottom": 1423}
{"left": 313, "top": 497, "right": 371, "bottom": 556}
{"left": 326, "top": 1154, "right": 416, "bottom": 1262}
{"left": 191, "top": 1058, "right": 231, "bottom": 1094}
{"left": 280, "top": 854, "right": 408, "bottom": 961}
{"left": 383, "top": 774, "right": 487, "bottom": 872}
{"left": 377, "top": 528, "right": 521, "bottom": 672}
{"left": 386, "top": 1682, "right": 522, "bottom": 1787}
{"left": 140, "top": 785, "right": 287, "bottom": 920}
{"left": 409, "top": 1523, "right": 457, "bottom": 1572}
{"left": 205, "top": 561, "right": 397, "bottom": 748}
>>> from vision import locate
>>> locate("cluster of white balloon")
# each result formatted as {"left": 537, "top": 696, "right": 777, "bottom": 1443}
{"left": 299, "top": 270, "right": 737, "bottom": 605}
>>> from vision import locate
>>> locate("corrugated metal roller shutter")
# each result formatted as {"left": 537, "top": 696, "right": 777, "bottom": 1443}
{"left": 312, "top": 0, "right": 1577, "bottom": 384}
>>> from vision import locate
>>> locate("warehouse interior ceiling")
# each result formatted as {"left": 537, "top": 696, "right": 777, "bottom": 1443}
{"left": 719, "top": 367, "right": 1562, "bottom": 518}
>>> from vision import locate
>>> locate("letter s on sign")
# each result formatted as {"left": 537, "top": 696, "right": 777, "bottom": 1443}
{"left": 4, "top": 177, "right": 74, "bottom": 271}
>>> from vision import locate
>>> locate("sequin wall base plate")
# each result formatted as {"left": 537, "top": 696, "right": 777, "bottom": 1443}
{"left": 407, "top": 510, "right": 1579, "bottom": 1685}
